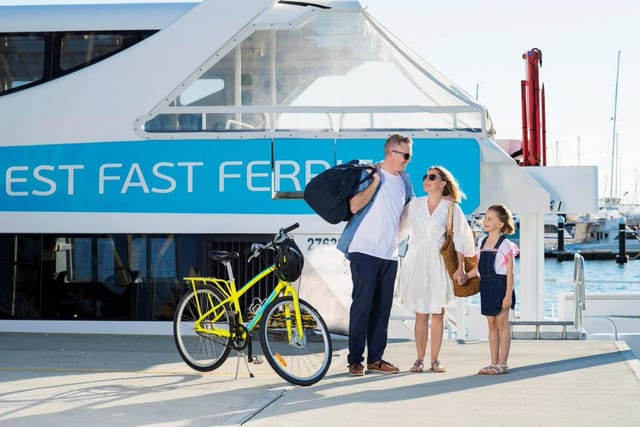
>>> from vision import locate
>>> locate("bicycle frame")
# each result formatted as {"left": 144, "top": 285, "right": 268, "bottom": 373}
{"left": 183, "top": 263, "right": 304, "bottom": 343}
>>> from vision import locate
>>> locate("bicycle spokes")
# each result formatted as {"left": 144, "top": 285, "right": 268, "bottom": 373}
{"left": 259, "top": 297, "right": 332, "bottom": 386}
{"left": 173, "top": 286, "right": 232, "bottom": 372}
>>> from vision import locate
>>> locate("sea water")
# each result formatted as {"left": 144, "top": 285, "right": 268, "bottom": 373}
{"left": 514, "top": 258, "right": 640, "bottom": 317}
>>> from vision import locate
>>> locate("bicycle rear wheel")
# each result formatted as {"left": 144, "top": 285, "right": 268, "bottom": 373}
{"left": 173, "top": 285, "right": 231, "bottom": 371}
{"left": 259, "top": 297, "right": 332, "bottom": 386}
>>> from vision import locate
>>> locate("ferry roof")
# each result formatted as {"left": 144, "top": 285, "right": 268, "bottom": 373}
{"left": 0, "top": 2, "right": 200, "bottom": 32}
{"left": 1, "top": 0, "right": 493, "bottom": 137}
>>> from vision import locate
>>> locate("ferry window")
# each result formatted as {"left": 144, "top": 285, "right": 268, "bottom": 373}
{"left": 60, "top": 33, "right": 125, "bottom": 71}
{"left": 0, "top": 235, "right": 12, "bottom": 262}
{"left": 179, "top": 79, "right": 225, "bottom": 105}
{"left": 97, "top": 238, "right": 116, "bottom": 284}
{"left": 0, "top": 35, "right": 45, "bottom": 94}
{"left": 150, "top": 237, "right": 176, "bottom": 279}
{"left": 1, "top": 30, "right": 155, "bottom": 97}
{"left": 131, "top": 237, "right": 148, "bottom": 281}
{"left": 69, "top": 238, "right": 92, "bottom": 282}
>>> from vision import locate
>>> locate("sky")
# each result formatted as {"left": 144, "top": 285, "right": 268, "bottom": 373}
{"left": 362, "top": 0, "right": 640, "bottom": 204}
{"left": 3, "top": 0, "right": 639, "bottom": 203}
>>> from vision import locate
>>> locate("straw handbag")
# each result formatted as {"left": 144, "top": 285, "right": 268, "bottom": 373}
{"left": 440, "top": 201, "right": 480, "bottom": 297}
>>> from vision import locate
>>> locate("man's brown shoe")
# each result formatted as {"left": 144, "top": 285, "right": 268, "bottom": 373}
{"left": 367, "top": 360, "right": 400, "bottom": 374}
{"left": 348, "top": 362, "right": 365, "bottom": 376}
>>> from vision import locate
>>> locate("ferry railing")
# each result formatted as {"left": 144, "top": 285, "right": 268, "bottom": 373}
{"left": 157, "top": 104, "right": 485, "bottom": 133}
{"left": 506, "top": 252, "right": 586, "bottom": 339}
{"left": 571, "top": 252, "right": 639, "bottom": 341}
{"left": 573, "top": 253, "right": 586, "bottom": 331}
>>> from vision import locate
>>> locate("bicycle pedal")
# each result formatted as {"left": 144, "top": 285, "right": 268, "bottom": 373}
{"left": 251, "top": 355, "right": 264, "bottom": 365}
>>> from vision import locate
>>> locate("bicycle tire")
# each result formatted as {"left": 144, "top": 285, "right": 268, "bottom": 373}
{"left": 173, "top": 285, "right": 232, "bottom": 371}
{"left": 259, "top": 296, "right": 332, "bottom": 386}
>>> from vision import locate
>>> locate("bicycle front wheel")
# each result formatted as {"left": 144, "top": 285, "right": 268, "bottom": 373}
{"left": 259, "top": 297, "right": 332, "bottom": 386}
{"left": 173, "top": 285, "right": 231, "bottom": 372}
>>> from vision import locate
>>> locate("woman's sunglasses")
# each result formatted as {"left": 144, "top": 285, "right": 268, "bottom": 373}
{"left": 423, "top": 173, "right": 440, "bottom": 181}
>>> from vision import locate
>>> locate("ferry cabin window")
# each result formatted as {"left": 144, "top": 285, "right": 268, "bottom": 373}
{"left": 59, "top": 32, "right": 147, "bottom": 72}
{"left": 0, "top": 35, "right": 45, "bottom": 93}
{"left": 0, "top": 31, "right": 155, "bottom": 97}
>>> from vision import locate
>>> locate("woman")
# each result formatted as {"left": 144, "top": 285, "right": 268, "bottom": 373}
{"left": 399, "top": 166, "right": 475, "bottom": 373}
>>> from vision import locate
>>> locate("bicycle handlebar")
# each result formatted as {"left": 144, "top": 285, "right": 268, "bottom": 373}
{"left": 273, "top": 222, "right": 299, "bottom": 245}
{"left": 245, "top": 223, "right": 300, "bottom": 262}
{"left": 282, "top": 222, "right": 300, "bottom": 234}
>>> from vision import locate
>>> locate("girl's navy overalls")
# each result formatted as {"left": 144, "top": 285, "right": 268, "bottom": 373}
{"left": 478, "top": 234, "right": 516, "bottom": 316}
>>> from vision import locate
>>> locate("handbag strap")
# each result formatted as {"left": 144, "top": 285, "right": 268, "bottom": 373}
{"left": 445, "top": 200, "right": 455, "bottom": 238}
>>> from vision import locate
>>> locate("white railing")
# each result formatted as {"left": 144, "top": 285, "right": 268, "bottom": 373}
{"left": 573, "top": 253, "right": 586, "bottom": 331}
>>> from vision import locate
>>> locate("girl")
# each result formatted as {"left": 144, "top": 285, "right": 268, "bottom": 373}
{"left": 465, "top": 204, "right": 518, "bottom": 375}
{"left": 398, "top": 166, "right": 475, "bottom": 373}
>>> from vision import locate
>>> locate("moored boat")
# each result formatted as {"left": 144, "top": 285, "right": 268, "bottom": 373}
{"left": 553, "top": 216, "right": 640, "bottom": 260}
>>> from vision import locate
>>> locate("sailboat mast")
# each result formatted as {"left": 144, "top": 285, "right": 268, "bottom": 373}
{"left": 609, "top": 50, "right": 621, "bottom": 198}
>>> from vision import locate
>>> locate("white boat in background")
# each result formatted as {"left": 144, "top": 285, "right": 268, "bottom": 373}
{"left": 564, "top": 213, "right": 640, "bottom": 256}
{"left": 543, "top": 214, "right": 577, "bottom": 251}
{"left": 504, "top": 213, "right": 576, "bottom": 252}
{"left": 564, "top": 223, "right": 640, "bottom": 255}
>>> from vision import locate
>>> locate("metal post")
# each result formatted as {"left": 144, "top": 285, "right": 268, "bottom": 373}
{"left": 615, "top": 216, "right": 628, "bottom": 264}
{"left": 573, "top": 253, "right": 585, "bottom": 333}
{"left": 541, "top": 83, "right": 547, "bottom": 166}
{"left": 609, "top": 50, "right": 621, "bottom": 198}
{"left": 556, "top": 215, "right": 565, "bottom": 252}
{"left": 520, "top": 81, "right": 529, "bottom": 164}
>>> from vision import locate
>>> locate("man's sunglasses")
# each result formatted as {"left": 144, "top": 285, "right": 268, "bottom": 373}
{"left": 423, "top": 173, "right": 440, "bottom": 181}
{"left": 391, "top": 149, "right": 411, "bottom": 161}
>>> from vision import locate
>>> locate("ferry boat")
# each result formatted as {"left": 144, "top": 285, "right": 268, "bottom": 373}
{"left": 0, "top": 0, "right": 605, "bottom": 338}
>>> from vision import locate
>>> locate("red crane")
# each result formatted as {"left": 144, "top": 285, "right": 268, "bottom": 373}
{"left": 520, "top": 48, "right": 547, "bottom": 166}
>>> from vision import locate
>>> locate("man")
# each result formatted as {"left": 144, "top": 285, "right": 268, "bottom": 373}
{"left": 337, "top": 134, "right": 413, "bottom": 376}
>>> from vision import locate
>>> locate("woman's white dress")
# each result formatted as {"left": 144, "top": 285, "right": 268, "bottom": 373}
{"left": 398, "top": 196, "right": 475, "bottom": 314}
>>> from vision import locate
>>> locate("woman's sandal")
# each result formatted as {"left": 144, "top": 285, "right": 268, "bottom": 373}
{"left": 410, "top": 359, "right": 424, "bottom": 372}
{"left": 430, "top": 360, "right": 446, "bottom": 373}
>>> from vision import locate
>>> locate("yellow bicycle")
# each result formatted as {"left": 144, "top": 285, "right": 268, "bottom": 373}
{"left": 173, "top": 223, "right": 332, "bottom": 386}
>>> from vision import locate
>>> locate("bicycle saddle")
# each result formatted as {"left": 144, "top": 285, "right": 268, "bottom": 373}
{"left": 208, "top": 250, "right": 239, "bottom": 262}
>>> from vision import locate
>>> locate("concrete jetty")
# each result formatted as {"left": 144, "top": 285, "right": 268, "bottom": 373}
{"left": 1, "top": 333, "right": 639, "bottom": 426}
